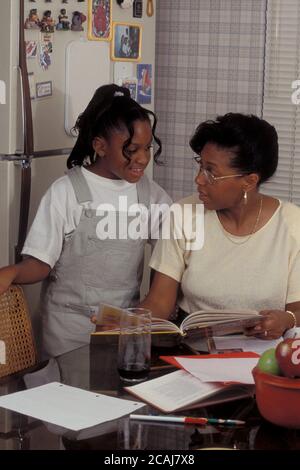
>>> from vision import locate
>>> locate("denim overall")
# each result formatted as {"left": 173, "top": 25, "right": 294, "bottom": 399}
{"left": 41, "top": 166, "right": 151, "bottom": 358}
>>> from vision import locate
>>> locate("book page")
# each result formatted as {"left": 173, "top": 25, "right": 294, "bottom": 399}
{"left": 125, "top": 370, "right": 224, "bottom": 413}
{"left": 95, "top": 303, "right": 181, "bottom": 334}
{"left": 96, "top": 304, "right": 123, "bottom": 331}
{"left": 151, "top": 318, "right": 181, "bottom": 334}
{"left": 181, "top": 311, "right": 261, "bottom": 338}
{"left": 213, "top": 335, "right": 282, "bottom": 355}
{"left": 175, "top": 356, "right": 259, "bottom": 384}
{"left": 181, "top": 310, "right": 259, "bottom": 330}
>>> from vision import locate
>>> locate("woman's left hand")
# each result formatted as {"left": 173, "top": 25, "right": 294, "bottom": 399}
{"left": 245, "top": 310, "right": 292, "bottom": 339}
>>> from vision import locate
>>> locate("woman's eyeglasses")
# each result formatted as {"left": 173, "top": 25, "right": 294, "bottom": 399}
{"left": 193, "top": 156, "right": 244, "bottom": 185}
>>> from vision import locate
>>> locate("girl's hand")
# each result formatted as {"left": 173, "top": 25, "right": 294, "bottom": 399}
{"left": 245, "top": 310, "right": 294, "bottom": 339}
{"left": 0, "top": 266, "right": 17, "bottom": 296}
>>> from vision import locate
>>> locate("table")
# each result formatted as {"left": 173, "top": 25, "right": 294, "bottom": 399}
{"left": 1, "top": 338, "right": 300, "bottom": 451}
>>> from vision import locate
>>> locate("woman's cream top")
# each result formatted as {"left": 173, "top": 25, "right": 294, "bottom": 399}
{"left": 149, "top": 194, "right": 300, "bottom": 313}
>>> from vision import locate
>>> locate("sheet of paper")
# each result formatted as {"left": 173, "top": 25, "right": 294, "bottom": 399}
{"left": 126, "top": 370, "right": 223, "bottom": 413}
{"left": 213, "top": 335, "right": 282, "bottom": 355}
{"left": 0, "top": 382, "right": 143, "bottom": 431}
{"left": 175, "top": 357, "right": 259, "bottom": 384}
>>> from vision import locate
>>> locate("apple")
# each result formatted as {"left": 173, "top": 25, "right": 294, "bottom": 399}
{"left": 257, "top": 348, "right": 281, "bottom": 375}
{"left": 275, "top": 338, "right": 300, "bottom": 378}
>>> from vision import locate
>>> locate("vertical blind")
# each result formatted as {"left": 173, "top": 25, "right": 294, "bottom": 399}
{"left": 262, "top": 0, "right": 300, "bottom": 205}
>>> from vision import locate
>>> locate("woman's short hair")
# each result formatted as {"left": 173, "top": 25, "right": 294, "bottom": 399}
{"left": 189, "top": 113, "right": 278, "bottom": 184}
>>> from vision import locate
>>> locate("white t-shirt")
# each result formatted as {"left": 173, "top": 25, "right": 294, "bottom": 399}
{"left": 149, "top": 194, "right": 300, "bottom": 314}
{"left": 22, "top": 167, "right": 172, "bottom": 268}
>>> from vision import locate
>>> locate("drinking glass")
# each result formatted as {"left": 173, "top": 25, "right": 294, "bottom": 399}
{"left": 117, "top": 308, "right": 152, "bottom": 383}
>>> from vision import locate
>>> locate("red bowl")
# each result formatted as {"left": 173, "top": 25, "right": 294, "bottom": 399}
{"left": 252, "top": 367, "right": 300, "bottom": 428}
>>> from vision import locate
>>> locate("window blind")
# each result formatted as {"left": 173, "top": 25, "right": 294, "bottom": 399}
{"left": 262, "top": 0, "right": 300, "bottom": 205}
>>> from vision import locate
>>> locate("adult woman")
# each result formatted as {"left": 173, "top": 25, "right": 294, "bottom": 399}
{"left": 140, "top": 113, "right": 300, "bottom": 339}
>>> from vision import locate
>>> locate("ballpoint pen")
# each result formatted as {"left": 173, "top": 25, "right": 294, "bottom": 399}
{"left": 129, "top": 414, "right": 245, "bottom": 426}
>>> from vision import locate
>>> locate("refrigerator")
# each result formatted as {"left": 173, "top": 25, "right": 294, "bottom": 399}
{"left": 0, "top": 0, "right": 157, "bottom": 358}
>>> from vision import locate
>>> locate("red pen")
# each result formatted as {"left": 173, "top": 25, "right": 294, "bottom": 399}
{"left": 129, "top": 414, "right": 245, "bottom": 425}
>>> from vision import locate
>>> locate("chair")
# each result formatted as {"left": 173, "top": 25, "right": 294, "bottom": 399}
{"left": 0, "top": 285, "right": 36, "bottom": 378}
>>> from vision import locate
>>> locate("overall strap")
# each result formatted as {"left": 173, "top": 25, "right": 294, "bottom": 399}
{"left": 66, "top": 166, "right": 93, "bottom": 204}
{"left": 136, "top": 174, "right": 151, "bottom": 209}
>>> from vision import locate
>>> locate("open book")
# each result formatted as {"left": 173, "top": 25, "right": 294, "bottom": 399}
{"left": 91, "top": 304, "right": 262, "bottom": 347}
{"left": 151, "top": 310, "right": 261, "bottom": 338}
{"left": 124, "top": 369, "right": 254, "bottom": 413}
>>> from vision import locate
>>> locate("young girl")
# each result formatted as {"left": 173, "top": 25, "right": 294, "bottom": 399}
{"left": 0, "top": 84, "right": 172, "bottom": 358}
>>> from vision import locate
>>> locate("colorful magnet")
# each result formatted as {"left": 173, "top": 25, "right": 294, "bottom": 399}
{"left": 56, "top": 9, "right": 70, "bottom": 30}
{"left": 39, "top": 44, "right": 52, "bottom": 70}
{"left": 133, "top": 0, "right": 143, "bottom": 18}
{"left": 24, "top": 9, "right": 40, "bottom": 30}
{"left": 71, "top": 11, "right": 86, "bottom": 31}
{"left": 26, "top": 41, "right": 38, "bottom": 59}
{"left": 40, "top": 10, "right": 55, "bottom": 33}
{"left": 137, "top": 64, "right": 152, "bottom": 104}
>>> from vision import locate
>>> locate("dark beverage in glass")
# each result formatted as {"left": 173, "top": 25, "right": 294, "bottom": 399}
{"left": 117, "top": 308, "right": 152, "bottom": 383}
{"left": 118, "top": 364, "right": 150, "bottom": 382}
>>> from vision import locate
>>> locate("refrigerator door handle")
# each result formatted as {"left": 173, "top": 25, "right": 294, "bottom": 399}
{"left": 15, "top": 65, "right": 25, "bottom": 155}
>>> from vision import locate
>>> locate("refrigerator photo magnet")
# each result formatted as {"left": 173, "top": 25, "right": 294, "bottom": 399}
{"left": 88, "top": 0, "right": 112, "bottom": 40}
{"left": 39, "top": 44, "right": 52, "bottom": 70}
{"left": 137, "top": 64, "right": 152, "bottom": 104}
{"left": 111, "top": 22, "right": 142, "bottom": 62}
{"left": 36, "top": 81, "right": 52, "bottom": 100}
{"left": 26, "top": 41, "right": 38, "bottom": 59}
{"left": 121, "top": 78, "right": 138, "bottom": 100}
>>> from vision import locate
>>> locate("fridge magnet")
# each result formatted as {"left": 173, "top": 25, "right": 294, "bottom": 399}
{"left": 39, "top": 44, "right": 52, "bottom": 70}
{"left": 122, "top": 78, "right": 138, "bottom": 100}
{"left": 133, "top": 0, "right": 143, "bottom": 18}
{"left": 116, "top": 0, "right": 134, "bottom": 8}
{"left": 40, "top": 10, "right": 56, "bottom": 33}
{"left": 56, "top": 9, "right": 70, "bottom": 30}
{"left": 42, "top": 34, "right": 53, "bottom": 54}
{"left": 26, "top": 41, "right": 38, "bottom": 59}
{"left": 71, "top": 11, "right": 87, "bottom": 31}
{"left": 113, "top": 62, "right": 134, "bottom": 85}
{"left": 146, "top": 0, "right": 154, "bottom": 17}
{"left": 137, "top": 63, "right": 152, "bottom": 104}
{"left": 24, "top": 9, "right": 40, "bottom": 30}
{"left": 36, "top": 81, "right": 52, "bottom": 99}
{"left": 28, "top": 73, "right": 36, "bottom": 100}
{"left": 111, "top": 22, "right": 141, "bottom": 61}
{"left": 88, "top": 0, "right": 112, "bottom": 41}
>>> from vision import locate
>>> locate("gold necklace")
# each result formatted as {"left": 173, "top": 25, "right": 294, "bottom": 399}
{"left": 217, "top": 196, "right": 263, "bottom": 245}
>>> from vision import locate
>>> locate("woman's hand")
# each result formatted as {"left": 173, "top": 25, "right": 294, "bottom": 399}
{"left": 245, "top": 310, "right": 294, "bottom": 339}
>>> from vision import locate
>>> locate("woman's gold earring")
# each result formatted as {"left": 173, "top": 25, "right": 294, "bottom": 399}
{"left": 243, "top": 190, "right": 248, "bottom": 205}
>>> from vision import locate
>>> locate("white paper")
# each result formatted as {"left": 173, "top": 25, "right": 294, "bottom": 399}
{"left": 175, "top": 357, "right": 258, "bottom": 384}
{"left": 0, "top": 382, "right": 143, "bottom": 431}
{"left": 213, "top": 335, "right": 282, "bottom": 355}
{"left": 126, "top": 370, "right": 223, "bottom": 413}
